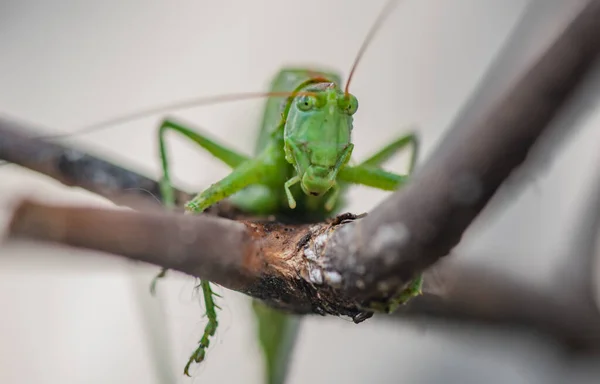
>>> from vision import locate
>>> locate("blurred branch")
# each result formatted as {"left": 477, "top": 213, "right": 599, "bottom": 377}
{"left": 2, "top": 0, "right": 600, "bottom": 347}
{"left": 0, "top": 117, "right": 192, "bottom": 210}
{"left": 394, "top": 259, "right": 600, "bottom": 351}
{"left": 8, "top": 200, "right": 260, "bottom": 292}
{"left": 553, "top": 169, "right": 600, "bottom": 311}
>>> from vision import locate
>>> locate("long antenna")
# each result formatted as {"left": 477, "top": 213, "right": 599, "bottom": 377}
{"left": 45, "top": 91, "right": 316, "bottom": 139}
{"left": 344, "top": 0, "right": 401, "bottom": 95}
{"left": 41, "top": 2, "right": 400, "bottom": 140}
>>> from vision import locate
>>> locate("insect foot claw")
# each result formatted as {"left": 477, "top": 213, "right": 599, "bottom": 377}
{"left": 184, "top": 341, "right": 208, "bottom": 376}
{"left": 352, "top": 311, "right": 374, "bottom": 323}
{"left": 185, "top": 201, "right": 200, "bottom": 211}
{"left": 183, "top": 280, "right": 219, "bottom": 376}
{"left": 287, "top": 196, "right": 296, "bottom": 209}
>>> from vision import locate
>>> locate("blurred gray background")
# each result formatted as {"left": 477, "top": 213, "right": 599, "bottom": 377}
{"left": 1, "top": 1, "right": 599, "bottom": 383}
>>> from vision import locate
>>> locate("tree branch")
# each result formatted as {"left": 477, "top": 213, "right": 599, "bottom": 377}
{"left": 0, "top": 117, "right": 192, "bottom": 210}
{"left": 2, "top": 0, "right": 600, "bottom": 347}
{"left": 6, "top": 200, "right": 373, "bottom": 320}
{"left": 7, "top": 200, "right": 257, "bottom": 291}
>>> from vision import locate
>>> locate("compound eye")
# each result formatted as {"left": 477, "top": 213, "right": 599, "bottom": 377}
{"left": 345, "top": 95, "right": 359, "bottom": 115}
{"left": 339, "top": 94, "right": 359, "bottom": 115}
{"left": 297, "top": 95, "right": 317, "bottom": 111}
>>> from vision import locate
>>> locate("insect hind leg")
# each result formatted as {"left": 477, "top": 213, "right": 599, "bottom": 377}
{"left": 154, "top": 118, "right": 254, "bottom": 375}
{"left": 184, "top": 280, "right": 219, "bottom": 376}
{"left": 360, "top": 131, "right": 419, "bottom": 174}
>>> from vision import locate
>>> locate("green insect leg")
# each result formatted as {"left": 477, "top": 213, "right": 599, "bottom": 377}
{"left": 318, "top": 143, "right": 354, "bottom": 211}
{"left": 158, "top": 118, "right": 250, "bottom": 208}
{"left": 399, "top": 274, "right": 423, "bottom": 305}
{"left": 150, "top": 118, "right": 251, "bottom": 294}
{"left": 337, "top": 165, "right": 408, "bottom": 191}
{"left": 184, "top": 280, "right": 219, "bottom": 377}
{"left": 149, "top": 268, "right": 167, "bottom": 296}
{"left": 284, "top": 176, "right": 301, "bottom": 209}
{"left": 185, "top": 158, "right": 270, "bottom": 213}
{"left": 152, "top": 118, "right": 259, "bottom": 375}
{"left": 360, "top": 132, "right": 419, "bottom": 174}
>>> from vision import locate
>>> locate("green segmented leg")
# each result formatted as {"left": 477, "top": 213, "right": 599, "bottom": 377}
{"left": 325, "top": 183, "right": 341, "bottom": 211}
{"left": 158, "top": 118, "right": 250, "bottom": 210}
{"left": 152, "top": 118, "right": 257, "bottom": 375}
{"left": 284, "top": 176, "right": 301, "bottom": 209}
{"left": 338, "top": 165, "right": 408, "bottom": 190}
{"left": 181, "top": 159, "right": 273, "bottom": 374}
{"left": 360, "top": 132, "right": 419, "bottom": 172}
{"left": 183, "top": 280, "right": 219, "bottom": 377}
{"left": 185, "top": 157, "right": 271, "bottom": 212}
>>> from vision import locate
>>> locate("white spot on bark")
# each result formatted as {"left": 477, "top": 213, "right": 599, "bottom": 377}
{"left": 309, "top": 266, "right": 323, "bottom": 285}
{"left": 369, "top": 223, "right": 410, "bottom": 265}
{"left": 324, "top": 270, "right": 342, "bottom": 286}
{"left": 303, "top": 246, "right": 317, "bottom": 261}
{"left": 314, "top": 233, "right": 328, "bottom": 253}
{"left": 356, "top": 279, "right": 365, "bottom": 289}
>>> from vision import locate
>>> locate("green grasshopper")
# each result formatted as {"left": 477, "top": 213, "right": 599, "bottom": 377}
{"left": 55, "top": 0, "right": 423, "bottom": 380}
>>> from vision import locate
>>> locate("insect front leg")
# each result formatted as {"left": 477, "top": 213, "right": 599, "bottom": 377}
{"left": 324, "top": 144, "right": 354, "bottom": 211}
{"left": 158, "top": 118, "right": 250, "bottom": 208}
{"left": 284, "top": 176, "right": 301, "bottom": 209}
{"left": 283, "top": 139, "right": 311, "bottom": 209}
{"left": 153, "top": 119, "right": 268, "bottom": 376}
{"left": 360, "top": 132, "right": 419, "bottom": 173}
{"left": 185, "top": 158, "right": 270, "bottom": 212}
